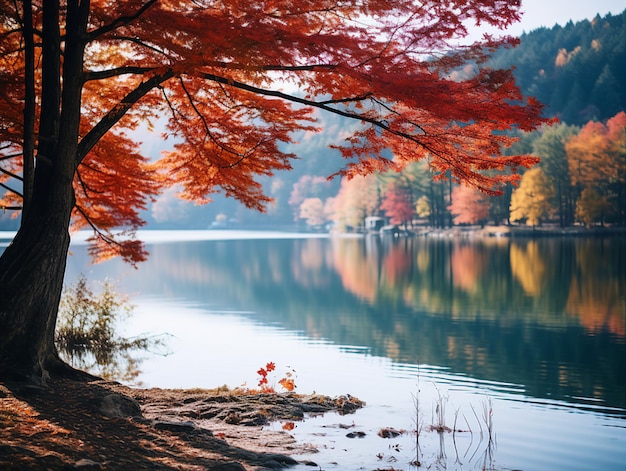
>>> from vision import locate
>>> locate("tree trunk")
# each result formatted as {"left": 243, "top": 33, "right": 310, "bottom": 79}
{"left": 0, "top": 185, "right": 74, "bottom": 382}
{"left": 0, "top": 0, "right": 87, "bottom": 383}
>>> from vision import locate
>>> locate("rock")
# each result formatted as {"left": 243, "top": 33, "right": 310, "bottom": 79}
{"left": 206, "top": 462, "right": 246, "bottom": 471}
{"left": 224, "top": 411, "right": 242, "bottom": 424}
{"left": 74, "top": 458, "right": 103, "bottom": 469}
{"left": 378, "top": 427, "right": 404, "bottom": 438}
{"left": 259, "top": 453, "right": 298, "bottom": 468}
{"left": 346, "top": 431, "right": 366, "bottom": 438}
{"left": 152, "top": 420, "right": 199, "bottom": 433}
{"left": 99, "top": 393, "right": 142, "bottom": 418}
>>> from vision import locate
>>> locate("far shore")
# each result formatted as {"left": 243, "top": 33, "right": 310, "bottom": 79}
{"left": 1, "top": 224, "right": 625, "bottom": 244}
{"left": 407, "top": 224, "right": 626, "bottom": 239}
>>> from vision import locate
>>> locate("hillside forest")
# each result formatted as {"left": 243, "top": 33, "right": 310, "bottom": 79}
{"left": 0, "top": 10, "right": 624, "bottom": 232}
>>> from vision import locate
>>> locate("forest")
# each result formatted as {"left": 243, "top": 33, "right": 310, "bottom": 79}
{"left": 0, "top": 9, "right": 624, "bottom": 232}
{"left": 287, "top": 10, "right": 626, "bottom": 232}
{"left": 161, "top": 10, "right": 626, "bottom": 231}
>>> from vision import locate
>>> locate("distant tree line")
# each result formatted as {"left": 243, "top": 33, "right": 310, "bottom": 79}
{"left": 1, "top": 10, "right": 623, "bottom": 231}
{"left": 282, "top": 10, "right": 626, "bottom": 231}
{"left": 294, "top": 111, "right": 626, "bottom": 231}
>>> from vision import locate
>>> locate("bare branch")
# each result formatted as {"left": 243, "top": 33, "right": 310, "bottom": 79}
{"left": 84, "top": 66, "right": 155, "bottom": 82}
{"left": 0, "top": 180, "right": 23, "bottom": 197}
{"left": 0, "top": 167, "right": 23, "bottom": 181}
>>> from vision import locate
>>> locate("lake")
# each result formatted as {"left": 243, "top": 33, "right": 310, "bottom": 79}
{"left": 59, "top": 230, "right": 625, "bottom": 470}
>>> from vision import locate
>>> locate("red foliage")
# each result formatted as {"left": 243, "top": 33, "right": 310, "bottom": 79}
{"left": 255, "top": 362, "right": 295, "bottom": 393}
{"left": 381, "top": 185, "right": 415, "bottom": 226}
{"left": 0, "top": 1, "right": 551, "bottom": 262}
{"left": 448, "top": 185, "right": 490, "bottom": 225}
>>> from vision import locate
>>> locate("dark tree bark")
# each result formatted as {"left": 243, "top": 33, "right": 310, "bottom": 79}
{"left": 0, "top": 1, "right": 169, "bottom": 382}
{"left": 0, "top": 188, "right": 74, "bottom": 381}
{"left": 0, "top": 0, "right": 87, "bottom": 382}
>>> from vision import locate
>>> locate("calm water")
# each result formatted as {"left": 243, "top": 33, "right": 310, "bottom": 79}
{"left": 58, "top": 230, "right": 625, "bottom": 470}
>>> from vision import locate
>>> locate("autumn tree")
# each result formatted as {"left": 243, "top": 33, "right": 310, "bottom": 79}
{"left": 416, "top": 195, "right": 431, "bottom": 221}
{"left": 491, "top": 128, "right": 539, "bottom": 224}
{"left": 448, "top": 185, "right": 490, "bottom": 226}
{"left": 532, "top": 123, "right": 579, "bottom": 227}
{"left": 380, "top": 183, "right": 415, "bottom": 227}
{"left": 288, "top": 175, "right": 332, "bottom": 222}
{"left": 0, "top": 1, "right": 549, "bottom": 381}
{"left": 299, "top": 197, "right": 325, "bottom": 228}
{"left": 510, "top": 168, "right": 554, "bottom": 226}
{"left": 566, "top": 112, "right": 626, "bottom": 225}
{"left": 575, "top": 187, "right": 609, "bottom": 227}
{"left": 377, "top": 161, "right": 432, "bottom": 226}
{"left": 331, "top": 175, "right": 380, "bottom": 231}
{"left": 606, "top": 112, "right": 626, "bottom": 224}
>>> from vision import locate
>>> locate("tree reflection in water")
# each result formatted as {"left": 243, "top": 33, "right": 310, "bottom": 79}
{"left": 55, "top": 274, "right": 170, "bottom": 384}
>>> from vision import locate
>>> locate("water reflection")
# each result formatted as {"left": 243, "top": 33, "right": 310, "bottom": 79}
{"left": 65, "top": 233, "right": 626, "bottom": 415}
{"left": 55, "top": 275, "right": 171, "bottom": 385}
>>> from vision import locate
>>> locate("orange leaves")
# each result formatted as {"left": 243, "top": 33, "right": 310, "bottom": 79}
{"left": 561, "top": 112, "right": 625, "bottom": 225}
{"left": 281, "top": 421, "right": 295, "bottom": 431}
{"left": 1, "top": 0, "right": 551, "bottom": 263}
{"left": 255, "top": 362, "right": 296, "bottom": 394}
{"left": 278, "top": 377, "right": 296, "bottom": 392}
{"left": 566, "top": 112, "right": 626, "bottom": 187}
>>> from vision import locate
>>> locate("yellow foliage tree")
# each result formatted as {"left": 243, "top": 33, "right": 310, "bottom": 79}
{"left": 510, "top": 168, "right": 554, "bottom": 226}
{"left": 575, "top": 187, "right": 609, "bottom": 227}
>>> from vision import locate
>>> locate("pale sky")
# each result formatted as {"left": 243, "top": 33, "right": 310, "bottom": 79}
{"left": 480, "top": 0, "right": 625, "bottom": 37}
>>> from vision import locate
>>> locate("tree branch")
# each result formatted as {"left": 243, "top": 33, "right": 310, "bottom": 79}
{"left": 0, "top": 181, "right": 23, "bottom": 197}
{"left": 0, "top": 167, "right": 24, "bottom": 181}
{"left": 76, "top": 68, "right": 175, "bottom": 164}
{"left": 197, "top": 71, "right": 437, "bottom": 153}
{"left": 318, "top": 94, "right": 373, "bottom": 105}
{"left": 86, "top": 0, "right": 159, "bottom": 41}
{"left": 177, "top": 77, "right": 245, "bottom": 161}
{"left": 84, "top": 66, "right": 155, "bottom": 82}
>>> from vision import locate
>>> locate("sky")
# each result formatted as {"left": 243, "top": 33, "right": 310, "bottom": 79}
{"left": 482, "top": 0, "right": 625, "bottom": 37}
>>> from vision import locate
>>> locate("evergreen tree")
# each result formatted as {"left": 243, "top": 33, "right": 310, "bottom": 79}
{"left": 533, "top": 123, "right": 579, "bottom": 226}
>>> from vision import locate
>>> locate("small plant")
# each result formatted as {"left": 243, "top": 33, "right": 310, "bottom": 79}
{"left": 56, "top": 274, "right": 167, "bottom": 383}
{"left": 430, "top": 385, "right": 451, "bottom": 433}
{"left": 408, "top": 382, "right": 496, "bottom": 469}
{"left": 254, "top": 362, "right": 297, "bottom": 393}
{"left": 411, "top": 377, "right": 423, "bottom": 467}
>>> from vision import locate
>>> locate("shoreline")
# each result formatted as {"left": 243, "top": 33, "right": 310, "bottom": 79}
{"left": 409, "top": 224, "right": 626, "bottom": 239}
{"left": 0, "top": 377, "right": 364, "bottom": 470}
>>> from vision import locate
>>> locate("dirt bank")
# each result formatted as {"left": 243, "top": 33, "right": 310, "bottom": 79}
{"left": 0, "top": 377, "right": 364, "bottom": 470}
